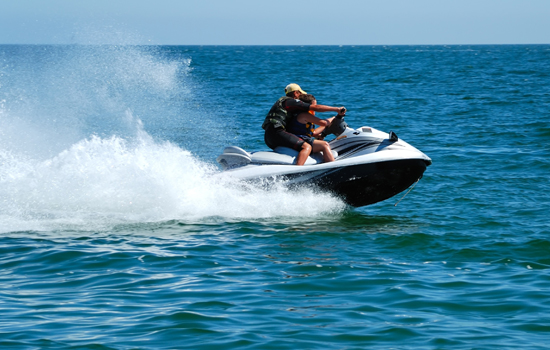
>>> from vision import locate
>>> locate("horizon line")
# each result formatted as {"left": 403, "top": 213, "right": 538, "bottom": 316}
{"left": 1, "top": 43, "right": 549, "bottom": 46}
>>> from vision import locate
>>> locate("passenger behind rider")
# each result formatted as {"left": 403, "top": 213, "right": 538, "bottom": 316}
{"left": 262, "top": 83, "right": 345, "bottom": 166}
{"left": 287, "top": 94, "right": 336, "bottom": 163}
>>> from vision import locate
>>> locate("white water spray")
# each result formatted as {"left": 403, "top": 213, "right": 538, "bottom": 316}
{"left": 0, "top": 44, "right": 345, "bottom": 233}
{"left": 0, "top": 121, "right": 344, "bottom": 233}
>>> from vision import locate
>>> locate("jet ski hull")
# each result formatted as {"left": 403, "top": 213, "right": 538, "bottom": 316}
{"left": 309, "top": 158, "right": 427, "bottom": 207}
{"left": 221, "top": 157, "right": 428, "bottom": 207}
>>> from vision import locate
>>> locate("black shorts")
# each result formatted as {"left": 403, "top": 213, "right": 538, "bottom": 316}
{"left": 264, "top": 125, "right": 305, "bottom": 151}
{"left": 298, "top": 135, "right": 315, "bottom": 146}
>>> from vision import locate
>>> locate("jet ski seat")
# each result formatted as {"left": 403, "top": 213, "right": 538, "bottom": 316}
{"left": 251, "top": 147, "right": 338, "bottom": 165}
{"left": 217, "top": 146, "right": 338, "bottom": 170}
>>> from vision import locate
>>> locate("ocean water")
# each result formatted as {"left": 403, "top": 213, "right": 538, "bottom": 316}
{"left": 1, "top": 44, "right": 549, "bottom": 349}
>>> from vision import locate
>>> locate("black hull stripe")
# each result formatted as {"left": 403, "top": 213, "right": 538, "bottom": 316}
{"left": 273, "top": 159, "right": 428, "bottom": 207}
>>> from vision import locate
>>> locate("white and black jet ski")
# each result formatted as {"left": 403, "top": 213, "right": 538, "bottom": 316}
{"left": 216, "top": 116, "right": 432, "bottom": 207}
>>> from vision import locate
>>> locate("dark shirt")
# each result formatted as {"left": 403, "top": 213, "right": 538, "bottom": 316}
{"left": 282, "top": 98, "right": 311, "bottom": 114}
{"left": 262, "top": 96, "right": 312, "bottom": 131}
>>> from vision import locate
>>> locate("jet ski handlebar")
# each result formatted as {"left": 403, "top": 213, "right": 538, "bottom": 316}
{"left": 322, "top": 114, "right": 348, "bottom": 138}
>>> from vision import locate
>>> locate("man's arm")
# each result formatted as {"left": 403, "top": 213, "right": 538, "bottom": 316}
{"left": 283, "top": 98, "right": 311, "bottom": 113}
{"left": 310, "top": 105, "right": 346, "bottom": 115}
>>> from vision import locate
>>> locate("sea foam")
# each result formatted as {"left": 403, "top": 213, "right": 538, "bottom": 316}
{"left": 0, "top": 125, "right": 345, "bottom": 233}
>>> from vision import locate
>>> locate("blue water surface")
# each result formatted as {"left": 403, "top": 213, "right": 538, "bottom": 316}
{"left": 0, "top": 44, "right": 549, "bottom": 349}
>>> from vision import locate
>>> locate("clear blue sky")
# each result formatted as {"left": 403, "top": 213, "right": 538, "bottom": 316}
{"left": 1, "top": 0, "right": 549, "bottom": 45}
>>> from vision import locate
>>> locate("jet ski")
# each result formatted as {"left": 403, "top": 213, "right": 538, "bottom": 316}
{"left": 216, "top": 116, "right": 432, "bottom": 207}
